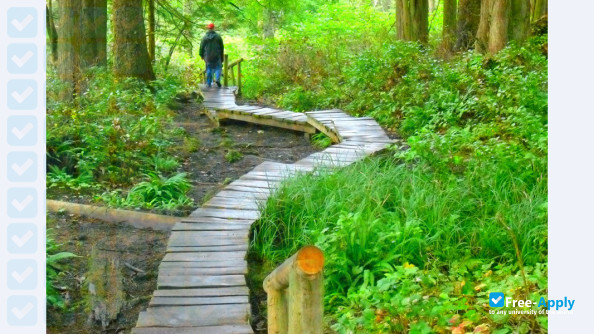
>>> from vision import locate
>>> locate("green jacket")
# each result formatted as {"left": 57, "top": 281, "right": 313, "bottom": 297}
{"left": 199, "top": 30, "right": 224, "bottom": 66}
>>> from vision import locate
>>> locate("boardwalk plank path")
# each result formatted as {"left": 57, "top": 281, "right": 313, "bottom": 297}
{"left": 132, "top": 85, "right": 396, "bottom": 333}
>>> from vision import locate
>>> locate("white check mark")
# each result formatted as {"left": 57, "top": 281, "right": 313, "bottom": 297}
{"left": 491, "top": 296, "right": 502, "bottom": 304}
{"left": 11, "top": 195, "right": 33, "bottom": 212}
{"left": 12, "top": 159, "right": 34, "bottom": 176}
{"left": 11, "top": 303, "right": 33, "bottom": 320}
{"left": 11, "top": 15, "right": 33, "bottom": 31}
{"left": 11, "top": 231, "right": 34, "bottom": 247}
{"left": 11, "top": 267, "right": 34, "bottom": 284}
{"left": 12, "top": 123, "right": 34, "bottom": 140}
{"left": 12, "top": 51, "right": 34, "bottom": 68}
{"left": 11, "top": 87, "right": 34, "bottom": 104}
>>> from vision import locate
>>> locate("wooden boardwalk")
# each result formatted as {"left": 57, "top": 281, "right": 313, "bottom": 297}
{"left": 132, "top": 86, "right": 395, "bottom": 333}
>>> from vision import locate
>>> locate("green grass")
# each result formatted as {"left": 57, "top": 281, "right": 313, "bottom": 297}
{"left": 250, "top": 156, "right": 547, "bottom": 333}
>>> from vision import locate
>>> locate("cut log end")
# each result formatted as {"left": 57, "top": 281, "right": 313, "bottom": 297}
{"left": 296, "top": 245, "right": 324, "bottom": 275}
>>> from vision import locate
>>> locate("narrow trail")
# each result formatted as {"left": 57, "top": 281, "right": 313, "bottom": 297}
{"left": 132, "top": 85, "right": 396, "bottom": 333}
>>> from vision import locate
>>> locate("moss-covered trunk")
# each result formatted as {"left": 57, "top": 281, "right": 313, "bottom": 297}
{"left": 112, "top": 0, "right": 155, "bottom": 80}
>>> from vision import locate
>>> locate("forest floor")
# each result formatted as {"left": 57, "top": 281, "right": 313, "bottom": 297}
{"left": 46, "top": 99, "right": 319, "bottom": 333}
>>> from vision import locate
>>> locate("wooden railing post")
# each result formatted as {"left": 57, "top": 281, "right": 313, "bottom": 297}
{"left": 263, "top": 245, "right": 324, "bottom": 334}
{"left": 237, "top": 61, "right": 242, "bottom": 96}
{"left": 223, "top": 54, "right": 229, "bottom": 87}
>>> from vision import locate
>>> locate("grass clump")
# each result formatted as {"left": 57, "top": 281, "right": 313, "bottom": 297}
{"left": 251, "top": 157, "right": 547, "bottom": 332}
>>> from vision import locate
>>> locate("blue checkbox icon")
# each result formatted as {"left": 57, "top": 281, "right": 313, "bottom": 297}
{"left": 7, "top": 224, "right": 38, "bottom": 254}
{"left": 8, "top": 7, "right": 38, "bottom": 38}
{"left": 489, "top": 292, "right": 505, "bottom": 307}
{"left": 7, "top": 295, "right": 37, "bottom": 326}
{"left": 7, "top": 260, "right": 37, "bottom": 290}
{"left": 8, "top": 44, "right": 37, "bottom": 74}
{"left": 7, "top": 80, "right": 37, "bottom": 110}
{"left": 8, "top": 152, "right": 37, "bottom": 182}
{"left": 7, "top": 116, "right": 38, "bottom": 146}
{"left": 7, "top": 188, "right": 37, "bottom": 218}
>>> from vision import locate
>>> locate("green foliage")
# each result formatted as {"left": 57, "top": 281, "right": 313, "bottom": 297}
{"left": 311, "top": 132, "right": 333, "bottom": 149}
{"left": 47, "top": 229, "right": 78, "bottom": 309}
{"left": 101, "top": 172, "right": 194, "bottom": 210}
{"left": 251, "top": 156, "right": 547, "bottom": 332}
{"left": 47, "top": 68, "right": 194, "bottom": 210}
{"left": 225, "top": 150, "right": 244, "bottom": 163}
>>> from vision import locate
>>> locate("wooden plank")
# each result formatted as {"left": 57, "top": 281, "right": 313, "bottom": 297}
{"left": 220, "top": 185, "right": 270, "bottom": 195}
{"left": 180, "top": 216, "right": 254, "bottom": 225}
{"left": 228, "top": 179, "right": 278, "bottom": 189}
{"left": 213, "top": 190, "right": 269, "bottom": 200}
{"left": 158, "top": 274, "right": 245, "bottom": 288}
{"left": 159, "top": 260, "right": 247, "bottom": 269}
{"left": 153, "top": 286, "right": 249, "bottom": 297}
{"left": 172, "top": 222, "right": 251, "bottom": 231}
{"left": 192, "top": 208, "right": 261, "bottom": 220}
{"left": 217, "top": 111, "right": 316, "bottom": 134}
{"left": 167, "top": 244, "right": 248, "bottom": 252}
{"left": 158, "top": 266, "right": 247, "bottom": 276}
{"left": 203, "top": 200, "right": 260, "bottom": 210}
{"left": 162, "top": 251, "right": 246, "bottom": 263}
{"left": 150, "top": 295, "right": 249, "bottom": 307}
{"left": 132, "top": 325, "right": 253, "bottom": 334}
{"left": 168, "top": 233, "right": 248, "bottom": 247}
{"left": 136, "top": 304, "right": 250, "bottom": 327}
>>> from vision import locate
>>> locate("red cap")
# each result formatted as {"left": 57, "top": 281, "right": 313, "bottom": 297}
{"left": 207, "top": 23, "right": 215, "bottom": 30}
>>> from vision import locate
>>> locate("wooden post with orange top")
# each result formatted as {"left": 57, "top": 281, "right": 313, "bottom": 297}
{"left": 263, "top": 245, "right": 324, "bottom": 334}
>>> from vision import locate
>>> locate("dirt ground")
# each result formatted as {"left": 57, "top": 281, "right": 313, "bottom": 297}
{"left": 46, "top": 100, "right": 320, "bottom": 333}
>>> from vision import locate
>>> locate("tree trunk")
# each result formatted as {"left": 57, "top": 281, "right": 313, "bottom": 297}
{"left": 95, "top": 0, "right": 107, "bottom": 66}
{"left": 81, "top": 0, "right": 97, "bottom": 69}
{"left": 531, "top": 0, "right": 546, "bottom": 21}
{"left": 455, "top": 0, "right": 481, "bottom": 50}
{"left": 112, "top": 0, "right": 155, "bottom": 80}
{"left": 396, "top": 0, "right": 429, "bottom": 43}
{"left": 184, "top": 0, "right": 193, "bottom": 56}
{"left": 442, "top": 0, "right": 457, "bottom": 50}
{"left": 509, "top": 0, "right": 530, "bottom": 43}
{"left": 148, "top": 0, "right": 156, "bottom": 62}
{"left": 487, "top": 0, "right": 509, "bottom": 54}
{"left": 57, "top": 0, "right": 81, "bottom": 101}
{"left": 46, "top": 2, "right": 58, "bottom": 64}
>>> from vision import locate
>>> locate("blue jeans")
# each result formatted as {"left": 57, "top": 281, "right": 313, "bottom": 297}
{"left": 206, "top": 63, "right": 222, "bottom": 86}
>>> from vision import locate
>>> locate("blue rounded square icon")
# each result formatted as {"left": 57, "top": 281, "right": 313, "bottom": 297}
{"left": 7, "top": 224, "right": 38, "bottom": 254}
{"left": 7, "top": 188, "right": 38, "bottom": 218}
{"left": 7, "top": 295, "right": 37, "bottom": 326}
{"left": 7, "top": 80, "right": 38, "bottom": 110}
{"left": 489, "top": 292, "right": 505, "bottom": 307}
{"left": 7, "top": 116, "right": 38, "bottom": 146}
{"left": 8, "top": 44, "right": 37, "bottom": 74}
{"left": 8, "top": 8, "right": 38, "bottom": 38}
{"left": 8, "top": 152, "right": 37, "bottom": 182}
{"left": 7, "top": 259, "right": 38, "bottom": 290}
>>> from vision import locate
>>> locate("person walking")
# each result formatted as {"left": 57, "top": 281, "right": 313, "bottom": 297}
{"left": 199, "top": 23, "right": 224, "bottom": 88}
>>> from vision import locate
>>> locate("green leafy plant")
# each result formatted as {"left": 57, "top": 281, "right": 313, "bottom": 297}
{"left": 47, "top": 230, "right": 78, "bottom": 309}
{"left": 225, "top": 150, "right": 244, "bottom": 163}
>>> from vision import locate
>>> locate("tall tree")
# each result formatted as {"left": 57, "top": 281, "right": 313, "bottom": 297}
{"left": 81, "top": 0, "right": 97, "bottom": 69}
{"left": 454, "top": 0, "right": 481, "bottom": 50}
{"left": 57, "top": 0, "right": 81, "bottom": 100}
{"left": 442, "top": 0, "right": 457, "bottom": 50}
{"left": 184, "top": 0, "right": 194, "bottom": 56}
{"left": 531, "top": 0, "right": 547, "bottom": 21}
{"left": 46, "top": 2, "right": 58, "bottom": 64}
{"left": 476, "top": 0, "right": 530, "bottom": 54}
{"left": 95, "top": 0, "right": 108, "bottom": 66}
{"left": 112, "top": 0, "right": 155, "bottom": 80}
{"left": 396, "top": 0, "right": 429, "bottom": 43}
{"left": 509, "top": 0, "right": 530, "bottom": 43}
{"left": 148, "top": 0, "right": 156, "bottom": 62}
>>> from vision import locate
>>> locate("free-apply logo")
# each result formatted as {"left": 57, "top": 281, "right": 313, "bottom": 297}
{"left": 489, "top": 292, "right": 505, "bottom": 307}
{"left": 489, "top": 291, "right": 576, "bottom": 311}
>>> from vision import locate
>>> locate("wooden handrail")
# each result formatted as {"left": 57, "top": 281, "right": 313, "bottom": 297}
{"left": 228, "top": 58, "right": 244, "bottom": 68}
{"left": 202, "top": 54, "right": 244, "bottom": 96}
{"left": 263, "top": 245, "right": 324, "bottom": 334}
